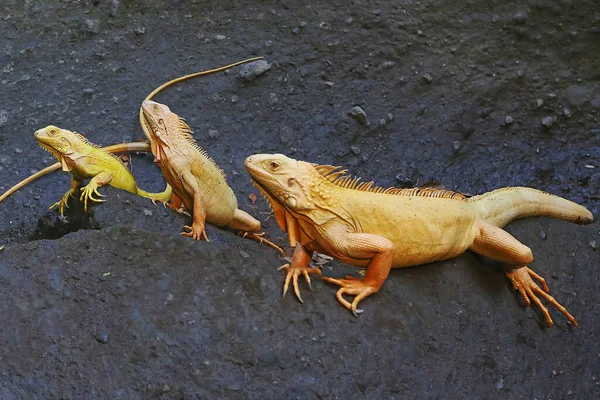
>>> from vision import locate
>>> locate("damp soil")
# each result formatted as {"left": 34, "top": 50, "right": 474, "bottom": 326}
{"left": 0, "top": 1, "right": 599, "bottom": 398}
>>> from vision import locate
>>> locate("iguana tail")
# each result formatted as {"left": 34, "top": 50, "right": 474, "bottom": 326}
{"left": 0, "top": 142, "right": 153, "bottom": 204}
{"left": 469, "top": 187, "right": 594, "bottom": 228}
{"left": 137, "top": 186, "right": 172, "bottom": 203}
{"left": 139, "top": 56, "right": 264, "bottom": 142}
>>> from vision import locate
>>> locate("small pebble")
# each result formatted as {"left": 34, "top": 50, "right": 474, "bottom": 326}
{"left": 512, "top": 11, "right": 528, "bottom": 24}
{"left": 215, "top": 35, "right": 226, "bottom": 40}
{"left": 237, "top": 60, "right": 272, "bottom": 82}
{"left": 387, "top": 113, "right": 394, "bottom": 121}
{"left": 395, "top": 173, "right": 414, "bottom": 187}
{"left": 379, "top": 118, "right": 386, "bottom": 126}
{"left": 563, "top": 108, "right": 571, "bottom": 118}
{"left": 134, "top": 26, "right": 145, "bottom": 35}
{"left": 496, "top": 379, "right": 504, "bottom": 390}
{"left": 95, "top": 331, "right": 109, "bottom": 344}
{"left": 345, "top": 17, "right": 353, "bottom": 24}
{"left": 536, "top": 98, "right": 544, "bottom": 108}
{"left": 347, "top": 106, "right": 368, "bottom": 126}
{"left": 453, "top": 141, "right": 461, "bottom": 151}
{"left": 351, "top": 146, "right": 361, "bottom": 155}
{"left": 539, "top": 231, "right": 547, "bottom": 240}
{"left": 421, "top": 73, "right": 433, "bottom": 84}
{"left": 381, "top": 61, "right": 395, "bottom": 69}
{"left": 15, "top": 148, "right": 22, "bottom": 154}
{"left": 504, "top": 115, "right": 513, "bottom": 125}
{"left": 541, "top": 116, "right": 555, "bottom": 128}
{"left": 240, "top": 251, "right": 250, "bottom": 259}
{"left": 208, "top": 129, "right": 219, "bottom": 139}
{"left": 590, "top": 240, "right": 597, "bottom": 250}
{"left": 231, "top": 95, "right": 239, "bottom": 103}
{"left": 143, "top": 209, "right": 153, "bottom": 216}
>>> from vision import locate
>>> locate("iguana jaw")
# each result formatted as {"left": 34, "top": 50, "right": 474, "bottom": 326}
{"left": 244, "top": 154, "right": 305, "bottom": 210}
{"left": 140, "top": 100, "right": 173, "bottom": 164}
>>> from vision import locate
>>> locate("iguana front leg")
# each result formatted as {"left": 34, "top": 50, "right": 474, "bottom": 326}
{"left": 49, "top": 178, "right": 81, "bottom": 215}
{"left": 278, "top": 243, "right": 322, "bottom": 303}
{"left": 179, "top": 171, "right": 209, "bottom": 241}
{"left": 79, "top": 171, "right": 113, "bottom": 212}
{"left": 469, "top": 221, "right": 577, "bottom": 326}
{"left": 321, "top": 230, "right": 394, "bottom": 316}
{"left": 165, "top": 192, "right": 190, "bottom": 217}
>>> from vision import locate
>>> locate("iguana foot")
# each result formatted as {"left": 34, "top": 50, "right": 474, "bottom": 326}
{"left": 181, "top": 224, "right": 209, "bottom": 241}
{"left": 79, "top": 184, "right": 106, "bottom": 212}
{"left": 506, "top": 266, "right": 578, "bottom": 327}
{"left": 49, "top": 191, "right": 74, "bottom": 216}
{"left": 322, "top": 275, "right": 378, "bottom": 316}
{"left": 239, "top": 231, "right": 283, "bottom": 255}
{"left": 279, "top": 264, "right": 322, "bottom": 303}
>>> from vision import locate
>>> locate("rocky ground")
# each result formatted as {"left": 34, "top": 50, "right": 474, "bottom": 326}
{"left": 0, "top": 0, "right": 598, "bottom": 398}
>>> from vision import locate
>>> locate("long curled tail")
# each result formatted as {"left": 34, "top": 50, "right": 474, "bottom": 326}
{"left": 139, "top": 56, "right": 264, "bottom": 142}
{"left": 468, "top": 187, "right": 594, "bottom": 228}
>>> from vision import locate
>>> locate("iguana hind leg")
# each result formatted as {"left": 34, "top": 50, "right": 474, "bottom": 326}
{"left": 49, "top": 178, "right": 80, "bottom": 216}
{"left": 322, "top": 231, "right": 394, "bottom": 316}
{"left": 469, "top": 221, "right": 577, "bottom": 327}
{"left": 228, "top": 209, "right": 283, "bottom": 254}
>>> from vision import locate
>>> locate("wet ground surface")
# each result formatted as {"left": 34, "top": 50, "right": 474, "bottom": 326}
{"left": 0, "top": 0, "right": 598, "bottom": 398}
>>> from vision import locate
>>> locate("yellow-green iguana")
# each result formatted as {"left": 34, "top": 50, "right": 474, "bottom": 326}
{"left": 244, "top": 153, "right": 594, "bottom": 327}
{"left": 140, "top": 100, "right": 282, "bottom": 253}
{"left": 32, "top": 125, "right": 171, "bottom": 213}
{"left": 0, "top": 57, "right": 264, "bottom": 213}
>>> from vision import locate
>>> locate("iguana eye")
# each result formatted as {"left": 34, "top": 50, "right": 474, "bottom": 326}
{"left": 153, "top": 105, "right": 160, "bottom": 112}
{"left": 50, "top": 129, "right": 56, "bottom": 135}
{"left": 270, "top": 161, "right": 280, "bottom": 170}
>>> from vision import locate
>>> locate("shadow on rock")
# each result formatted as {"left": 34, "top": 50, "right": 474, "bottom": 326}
{"left": 28, "top": 197, "right": 101, "bottom": 241}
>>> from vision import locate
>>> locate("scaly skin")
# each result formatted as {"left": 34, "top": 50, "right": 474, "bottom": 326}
{"left": 33, "top": 125, "right": 171, "bottom": 213}
{"left": 0, "top": 57, "right": 264, "bottom": 209}
{"left": 141, "top": 100, "right": 282, "bottom": 254}
{"left": 244, "top": 153, "right": 594, "bottom": 327}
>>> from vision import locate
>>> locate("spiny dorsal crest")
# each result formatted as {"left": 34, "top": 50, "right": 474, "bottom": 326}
{"left": 169, "top": 117, "right": 227, "bottom": 180}
{"left": 312, "top": 163, "right": 467, "bottom": 201}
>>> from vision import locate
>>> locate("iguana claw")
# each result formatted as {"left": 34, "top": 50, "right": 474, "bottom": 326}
{"left": 181, "top": 224, "right": 209, "bottom": 241}
{"left": 279, "top": 263, "right": 322, "bottom": 303}
{"left": 505, "top": 266, "right": 578, "bottom": 327}
{"left": 322, "top": 275, "right": 377, "bottom": 316}
{"left": 79, "top": 184, "right": 106, "bottom": 212}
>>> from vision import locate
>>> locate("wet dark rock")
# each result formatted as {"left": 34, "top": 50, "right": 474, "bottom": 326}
{"left": 348, "top": 106, "right": 368, "bottom": 126}
{"left": 350, "top": 145, "right": 361, "bottom": 155}
{"left": 565, "top": 85, "right": 593, "bottom": 106}
{"left": 421, "top": 73, "right": 433, "bottom": 84}
{"left": 237, "top": 60, "right": 272, "bottom": 82}
{"left": 512, "top": 11, "right": 528, "bottom": 25}
{"left": 395, "top": 173, "right": 415, "bottom": 187}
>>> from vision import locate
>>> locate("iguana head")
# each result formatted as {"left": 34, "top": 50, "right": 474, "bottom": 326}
{"left": 141, "top": 100, "right": 188, "bottom": 164}
{"left": 245, "top": 153, "right": 326, "bottom": 212}
{"left": 35, "top": 125, "right": 94, "bottom": 159}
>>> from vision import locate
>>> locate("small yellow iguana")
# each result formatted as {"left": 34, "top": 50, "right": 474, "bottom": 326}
{"left": 141, "top": 100, "right": 282, "bottom": 253}
{"left": 244, "top": 153, "right": 594, "bottom": 327}
{"left": 0, "top": 57, "right": 264, "bottom": 212}
{"left": 32, "top": 125, "right": 171, "bottom": 213}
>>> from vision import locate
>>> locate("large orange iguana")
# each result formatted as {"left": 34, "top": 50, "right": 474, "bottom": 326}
{"left": 244, "top": 153, "right": 594, "bottom": 327}
{"left": 32, "top": 125, "right": 171, "bottom": 213}
{"left": 0, "top": 57, "right": 264, "bottom": 211}
{"left": 141, "top": 100, "right": 282, "bottom": 253}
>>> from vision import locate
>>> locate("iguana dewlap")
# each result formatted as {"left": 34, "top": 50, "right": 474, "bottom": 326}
{"left": 244, "top": 153, "right": 594, "bottom": 327}
{"left": 141, "top": 100, "right": 281, "bottom": 253}
{"left": 34, "top": 125, "right": 171, "bottom": 214}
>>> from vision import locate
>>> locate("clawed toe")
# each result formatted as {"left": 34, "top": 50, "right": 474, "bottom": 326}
{"left": 322, "top": 276, "right": 377, "bottom": 316}
{"left": 279, "top": 264, "right": 322, "bottom": 303}
{"left": 506, "top": 266, "right": 577, "bottom": 327}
